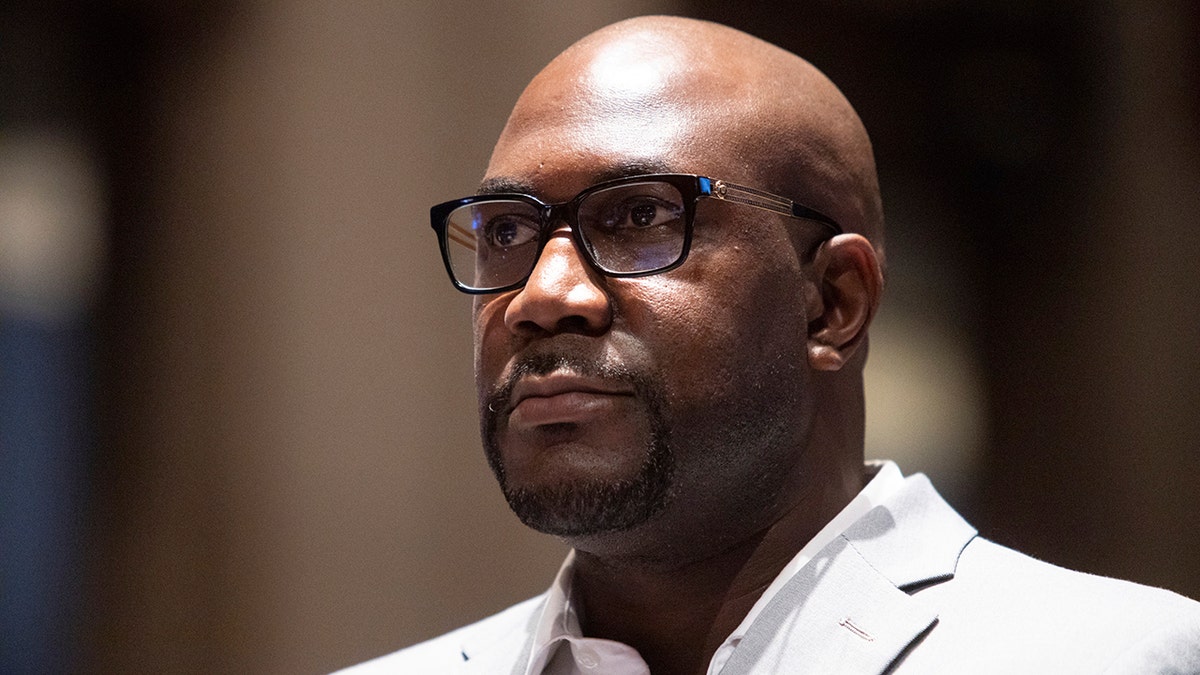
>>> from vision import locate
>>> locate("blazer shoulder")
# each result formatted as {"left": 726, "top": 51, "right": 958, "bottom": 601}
{"left": 332, "top": 593, "right": 546, "bottom": 675}
{"left": 957, "top": 536, "right": 1200, "bottom": 617}
{"left": 900, "top": 536, "right": 1200, "bottom": 672}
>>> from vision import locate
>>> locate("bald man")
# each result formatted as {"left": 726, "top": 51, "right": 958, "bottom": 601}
{"left": 339, "top": 16, "right": 1200, "bottom": 675}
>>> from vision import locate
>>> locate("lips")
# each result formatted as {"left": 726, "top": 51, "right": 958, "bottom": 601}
{"left": 507, "top": 373, "right": 635, "bottom": 429}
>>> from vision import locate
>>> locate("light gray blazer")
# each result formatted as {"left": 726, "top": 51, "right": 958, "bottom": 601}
{"left": 338, "top": 475, "right": 1200, "bottom": 674}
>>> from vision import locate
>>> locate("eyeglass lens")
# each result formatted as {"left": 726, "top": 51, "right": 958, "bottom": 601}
{"left": 443, "top": 180, "right": 689, "bottom": 291}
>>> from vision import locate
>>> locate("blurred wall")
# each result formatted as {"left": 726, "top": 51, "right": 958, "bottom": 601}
{"left": 3, "top": 0, "right": 1187, "bottom": 673}
{"left": 87, "top": 1, "right": 676, "bottom": 673}
{"left": 692, "top": 0, "right": 1200, "bottom": 591}
{"left": 977, "top": 0, "right": 1200, "bottom": 592}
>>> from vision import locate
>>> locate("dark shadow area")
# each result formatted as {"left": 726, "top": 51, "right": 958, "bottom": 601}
{"left": 691, "top": 0, "right": 1200, "bottom": 598}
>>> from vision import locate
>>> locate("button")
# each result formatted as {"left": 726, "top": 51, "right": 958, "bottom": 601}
{"left": 577, "top": 647, "right": 598, "bottom": 669}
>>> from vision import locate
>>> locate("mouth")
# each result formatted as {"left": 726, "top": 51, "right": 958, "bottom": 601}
{"left": 507, "top": 372, "right": 636, "bottom": 429}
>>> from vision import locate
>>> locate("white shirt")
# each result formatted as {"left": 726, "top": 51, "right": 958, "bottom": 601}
{"left": 523, "top": 460, "right": 907, "bottom": 675}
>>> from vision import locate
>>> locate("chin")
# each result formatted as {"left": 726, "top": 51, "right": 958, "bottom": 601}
{"left": 505, "top": 472, "right": 669, "bottom": 537}
{"left": 495, "top": 436, "right": 676, "bottom": 537}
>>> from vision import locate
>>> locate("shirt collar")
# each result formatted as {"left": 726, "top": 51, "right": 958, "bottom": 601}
{"left": 527, "top": 549, "right": 582, "bottom": 673}
{"left": 523, "top": 460, "right": 906, "bottom": 675}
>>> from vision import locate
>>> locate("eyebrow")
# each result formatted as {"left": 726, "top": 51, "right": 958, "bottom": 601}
{"left": 477, "top": 176, "right": 534, "bottom": 195}
{"left": 476, "top": 159, "right": 679, "bottom": 197}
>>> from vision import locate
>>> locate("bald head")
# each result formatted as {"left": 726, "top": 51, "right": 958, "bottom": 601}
{"left": 470, "top": 16, "right": 885, "bottom": 550}
{"left": 488, "top": 16, "right": 885, "bottom": 264}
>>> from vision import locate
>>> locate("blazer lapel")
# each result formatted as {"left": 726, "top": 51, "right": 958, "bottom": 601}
{"left": 843, "top": 474, "right": 977, "bottom": 593}
{"left": 718, "top": 474, "right": 976, "bottom": 675}
{"left": 717, "top": 536, "right": 936, "bottom": 675}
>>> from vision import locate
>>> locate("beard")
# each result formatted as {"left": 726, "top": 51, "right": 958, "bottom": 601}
{"left": 481, "top": 352, "right": 674, "bottom": 537}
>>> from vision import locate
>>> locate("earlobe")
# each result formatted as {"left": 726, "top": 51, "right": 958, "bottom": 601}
{"left": 806, "top": 234, "right": 883, "bottom": 371}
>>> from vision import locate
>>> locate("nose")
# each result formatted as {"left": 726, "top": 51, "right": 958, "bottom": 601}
{"left": 503, "top": 230, "right": 612, "bottom": 337}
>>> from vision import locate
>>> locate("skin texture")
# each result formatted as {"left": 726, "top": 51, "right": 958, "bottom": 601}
{"left": 472, "top": 16, "right": 884, "bottom": 675}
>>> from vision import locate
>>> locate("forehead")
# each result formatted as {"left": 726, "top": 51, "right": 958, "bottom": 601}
{"left": 483, "top": 101, "right": 741, "bottom": 203}
{"left": 477, "top": 158, "right": 677, "bottom": 197}
{"left": 483, "top": 41, "right": 749, "bottom": 201}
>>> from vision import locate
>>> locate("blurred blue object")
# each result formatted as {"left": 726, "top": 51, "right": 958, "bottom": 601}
{"left": 0, "top": 310, "right": 90, "bottom": 674}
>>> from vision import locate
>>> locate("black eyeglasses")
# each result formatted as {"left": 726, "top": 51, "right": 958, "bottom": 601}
{"left": 430, "top": 173, "right": 842, "bottom": 294}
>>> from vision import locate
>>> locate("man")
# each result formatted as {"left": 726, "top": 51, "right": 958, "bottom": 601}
{"left": 342, "top": 16, "right": 1200, "bottom": 674}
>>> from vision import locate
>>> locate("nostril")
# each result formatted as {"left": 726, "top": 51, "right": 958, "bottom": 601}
{"left": 554, "top": 315, "right": 602, "bottom": 336}
{"left": 506, "top": 304, "right": 610, "bottom": 338}
{"left": 508, "top": 317, "right": 550, "bottom": 338}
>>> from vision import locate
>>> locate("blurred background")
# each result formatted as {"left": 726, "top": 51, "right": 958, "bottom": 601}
{"left": 1, "top": 0, "right": 1196, "bottom": 672}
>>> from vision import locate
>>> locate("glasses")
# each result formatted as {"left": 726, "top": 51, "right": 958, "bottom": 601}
{"left": 430, "top": 173, "right": 842, "bottom": 294}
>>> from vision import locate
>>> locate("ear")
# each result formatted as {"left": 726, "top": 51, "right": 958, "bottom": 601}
{"left": 805, "top": 234, "right": 884, "bottom": 371}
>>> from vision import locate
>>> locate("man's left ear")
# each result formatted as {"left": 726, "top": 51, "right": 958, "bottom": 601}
{"left": 805, "top": 234, "right": 884, "bottom": 371}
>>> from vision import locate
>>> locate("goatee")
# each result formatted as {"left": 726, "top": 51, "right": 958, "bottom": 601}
{"left": 481, "top": 352, "right": 674, "bottom": 537}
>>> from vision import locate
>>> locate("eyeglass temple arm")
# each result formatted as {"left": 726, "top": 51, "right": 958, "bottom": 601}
{"left": 700, "top": 177, "right": 843, "bottom": 235}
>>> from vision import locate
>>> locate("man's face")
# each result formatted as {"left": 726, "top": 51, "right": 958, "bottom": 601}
{"left": 472, "top": 44, "right": 820, "bottom": 547}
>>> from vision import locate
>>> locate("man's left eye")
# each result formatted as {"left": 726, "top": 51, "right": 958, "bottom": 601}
{"left": 629, "top": 203, "right": 659, "bottom": 227}
{"left": 607, "top": 198, "right": 679, "bottom": 229}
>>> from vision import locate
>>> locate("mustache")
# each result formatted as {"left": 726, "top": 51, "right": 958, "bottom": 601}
{"left": 483, "top": 351, "right": 646, "bottom": 417}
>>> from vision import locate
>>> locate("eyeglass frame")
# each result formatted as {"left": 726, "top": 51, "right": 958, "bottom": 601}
{"left": 430, "top": 173, "right": 844, "bottom": 295}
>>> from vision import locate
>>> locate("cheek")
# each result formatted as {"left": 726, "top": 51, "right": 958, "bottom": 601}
{"left": 473, "top": 295, "right": 512, "bottom": 399}
{"left": 629, "top": 252, "right": 809, "bottom": 404}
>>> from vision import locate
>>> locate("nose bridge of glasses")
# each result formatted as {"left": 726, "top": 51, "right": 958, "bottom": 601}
{"left": 533, "top": 201, "right": 590, "bottom": 265}
{"left": 542, "top": 202, "right": 577, "bottom": 235}
{"left": 535, "top": 202, "right": 588, "bottom": 267}
{"left": 526, "top": 198, "right": 608, "bottom": 289}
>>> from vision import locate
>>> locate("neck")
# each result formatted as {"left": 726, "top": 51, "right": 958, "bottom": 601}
{"left": 569, "top": 458, "right": 866, "bottom": 675}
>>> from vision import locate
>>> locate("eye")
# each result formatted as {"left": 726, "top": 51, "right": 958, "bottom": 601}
{"left": 484, "top": 216, "right": 539, "bottom": 248}
{"left": 606, "top": 197, "right": 682, "bottom": 229}
{"left": 629, "top": 203, "right": 659, "bottom": 227}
